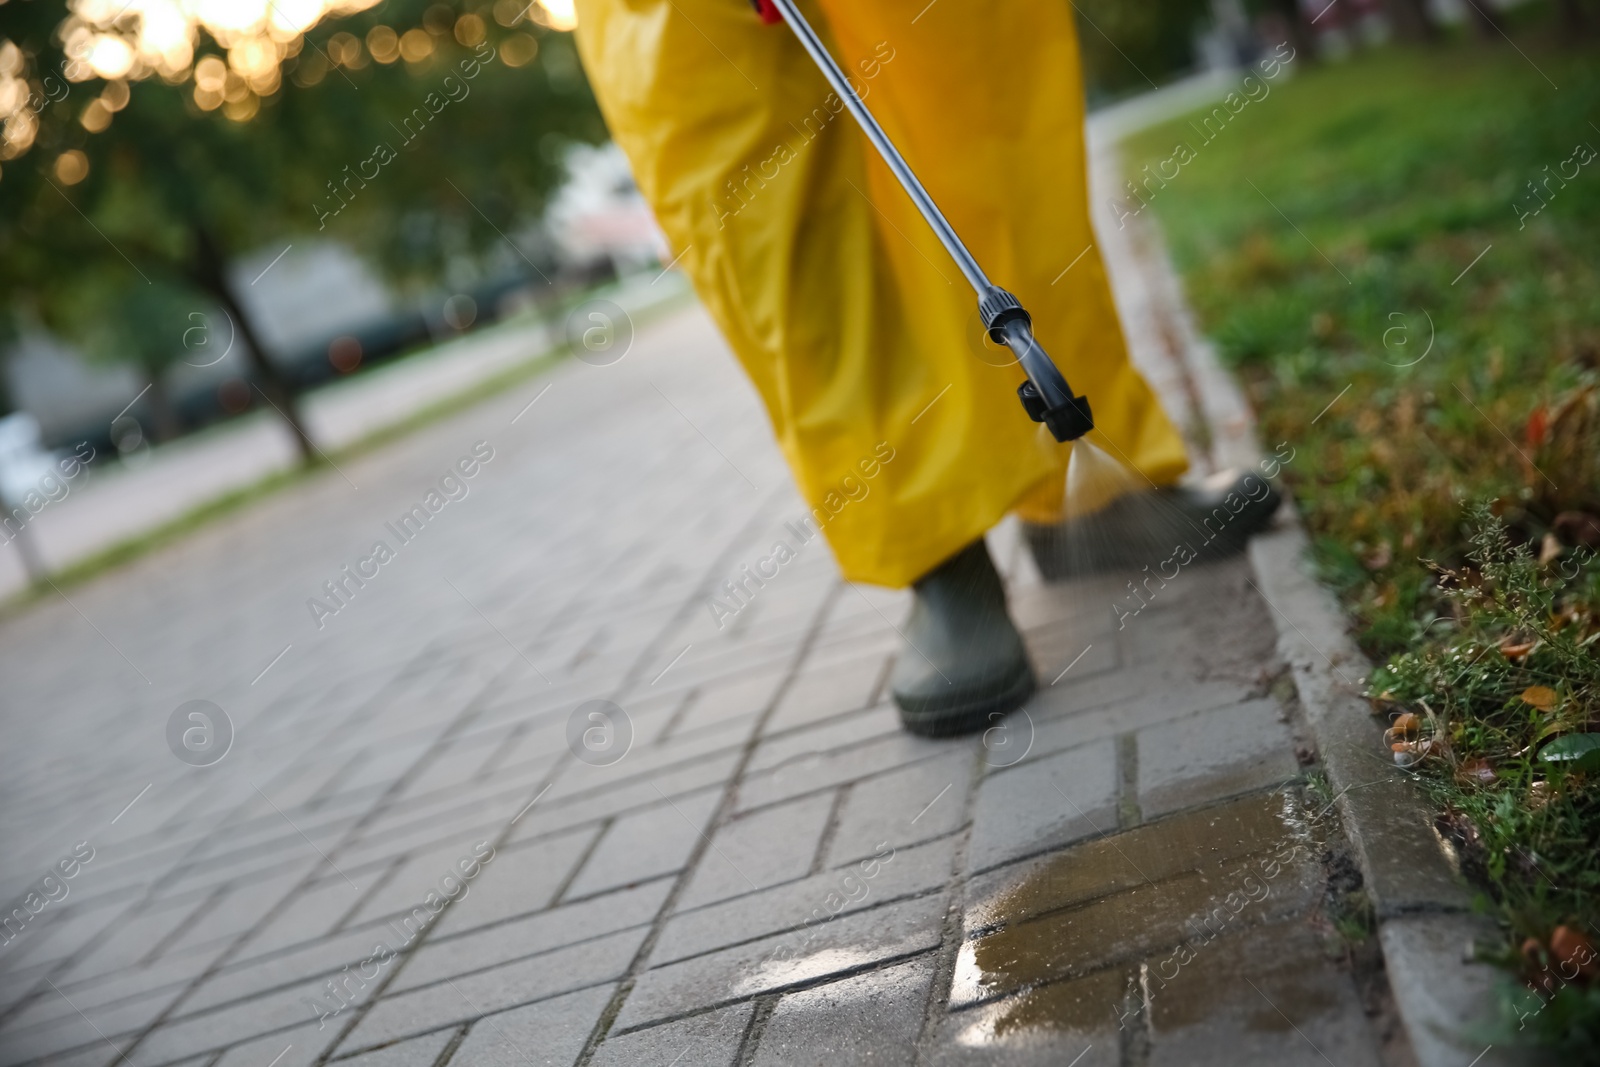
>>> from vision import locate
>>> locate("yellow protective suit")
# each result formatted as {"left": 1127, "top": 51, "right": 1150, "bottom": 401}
{"left": 573, "top": 0, "right": 1187, "bottom": 587}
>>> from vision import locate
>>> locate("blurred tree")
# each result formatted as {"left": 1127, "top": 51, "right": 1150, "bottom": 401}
{"left": 1382, "top": 0, "right": 1441, "bottom": 41}
{"left": 0, "top": 1, "right": 604, "bottom": 462}
{"left": 1070, "top": 0, "right": 1215, "bottom": 103}
{"left": 1557, "top": 0, "right": 1590, "bottom": 34}
{"left": 1252, "top": 0, "right": 1319, "bottom": 62}
{"left": 1462, "top": 0, "right": 1505, "bottom": 38}
{"left": 78, "top": 275, "right": 205, "bottom": 442}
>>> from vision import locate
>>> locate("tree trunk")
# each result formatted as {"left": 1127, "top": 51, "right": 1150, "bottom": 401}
{"left": 1269, "top": 0, "right": 1319, "bottom": 63}
{"left": 1383, "top": 0, "right": 1439, "bottom": 41}
{"left": 143, "top": 371, "right": 183, "bottom": 443}
{"left": 189, "top": 226, "right": 317, "bottom": 464}
{"left": 0, "top": 492, "right": 47, "bottom": 583}
{"left": 1464, "top": 0, "right": 1505, "bottom": 38}
{"left": 1557, "top": 0, "right": 1589, "bottom": 34}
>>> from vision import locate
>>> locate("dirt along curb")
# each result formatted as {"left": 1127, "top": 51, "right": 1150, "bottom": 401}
{"left": 1142, "top": 207, "right": 1537, "bottom": 1066}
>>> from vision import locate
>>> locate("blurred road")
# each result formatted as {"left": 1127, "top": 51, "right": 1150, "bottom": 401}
{"left": 0, "top": 274, "right": 691, "bottom": 601}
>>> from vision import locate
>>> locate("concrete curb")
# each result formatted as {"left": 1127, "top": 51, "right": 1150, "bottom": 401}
{"left": 1144, "top": 225, "right": 1538, "bottom": 1066}
{"left": 1248, "top": 523, "right": 1529, "bottom": 1067}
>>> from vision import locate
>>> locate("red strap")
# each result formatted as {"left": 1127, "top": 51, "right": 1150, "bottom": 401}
{"left": 753, "top": 0, "right": 782, "bottom": 24}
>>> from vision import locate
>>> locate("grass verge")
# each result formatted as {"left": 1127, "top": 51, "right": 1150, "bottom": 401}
{"left": 1125, "top": 40, "right": 1600, "bottom": 1057}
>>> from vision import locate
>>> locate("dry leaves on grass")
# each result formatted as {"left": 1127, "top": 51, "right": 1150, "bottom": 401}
{"left": 1521, "top": 686, "right": 1559, "bottom": 711}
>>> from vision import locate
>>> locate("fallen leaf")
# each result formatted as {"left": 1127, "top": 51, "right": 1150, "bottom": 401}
{"left": 1526, "top": 404, "right": 1548, "bottom": 447}
{"left": 1391, "top": 738, "right": 1433, "bottom": 767}
{"left": 1499, "top": 637, "right": 1536, "bottom": 660}
{"left": 1455, "top": 758, "right": 1496, "bottom": 787}
{"left": 1550, "top": 926, "right": 1599, "bottom": 980}
{"left": 1521, "top": 686, "right": 1559, "bottom": 711}
{"left": 1540, "top": 532, "right": 1563, "bottom": 565}
{"left": 1363, "top": 541, "right": 1393, "bottom": 570}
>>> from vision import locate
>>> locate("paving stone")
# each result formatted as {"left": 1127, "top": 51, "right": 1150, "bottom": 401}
{"left": 347, "top": 781, "right": 529, "bottom": 859}
{"left": 50, "top": 892, "right": 213, "bottom": 985}
{"left": 185, "top": 924, "right": 408, "bottom": 1015}
{"left": 655, "top": 837, "right": 954, "bottom": 965}
{"left": 766, "top": 651, "right": 889, "bottom": 735}
{"left": 0, "top": 984, "right": 175, "bottom": 1064}
{"left": 5, "top": 947, "right": 218, "bottom": 1032}
{"left": 677, "top": 792, "right": 835, "bottom": 910}
{"left": 176, "top": 807, "right": 355, "bottom": 881}
{"left": 966, "top": 740, "right": 1119, "bottom": 873}
{"left": 1008, "top": 579, "right": 1120, "bottom": 631}
{"left": 1019, "top": 618, "right": 1121, "bottom": 687}
{"left": 593, "top": 1003, "right": 751, "bottom": 1067}
{"left": 752, "top": 955, "right": 934, "bottom": 1066}
{"left": 211, "top": 1020, "right": 328, "bottom": 1067}
{"left": 616, "top": 893, "right": 945, "bottom": 1030}
{"left": 924, "top": 965, "right": 1125, "bottom": 1067}
{"left": 1136, "top": 700, "right": 1300, "bottom": 818}
{"left": 336, "top": 804, "right": 518, "bottom": 875}
{"left": 397, "top": 727, "right": 520, "bottom": 802}
{"left": 330, "top": 1027, "right": 455, "bottom": 1066}
{"left": 747, "top": 705, "right": 905, "bottom": 774}
{"left": 236, "top": 877, "right": 373, "bottom": 961}
{"left": 505, "top": 753, "right": 742, "bottom": 846}
{"left": 390, "top": 880, "right": 669, "bottom": 995}
{"left": 0, "top": 1010, "right": 122, "bottom": 1067}
{"left": 159, "top": 873, "right": 307, "bottom": 958}
{"left": 133, "top": 972, "right": 355, "bottom": 1065}
{"left": 0, "top": 897, "right": 128, "bottom": 977}
{"left": 1120, "top": 565, "right": 1280, "bottom": 680}
{"left": 1017, "top": 675, "right": 1254, "bottom": 767}
{"left": 736, "top": 731, "right": 956, "bottom": 815}
{"left": 1144, "top": 916, "right": 1382, "bottom": 1066}
{"left": 562, "top": 788, "right": 721, "bottom": 900}
{"left": 542, "top": 715, "right": 754, "bottom": 806}
{"left": 434, "top": 983, "right": 613, "bottom": 1067}
{"left": 338, "top": 926, "right": 643, "bottom": 1050}
{"left": 25, "top": 1045, "right": 144, "bottom": 1067}
{"left": 343, "top": 841, "right": 496, "bottom": 931}
{"left": 424, "top": 827, "right": 596, "bottom": 939}
{"left": 826, "top": 750, "right": 973, "bottom": 868}
{"left": 667, "top": 667, "right": 788, "bottom": 737}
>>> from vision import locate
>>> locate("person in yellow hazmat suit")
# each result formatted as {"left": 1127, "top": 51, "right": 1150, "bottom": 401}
{"left": 572, "top": 0, "right": 1279, "bottom": 736}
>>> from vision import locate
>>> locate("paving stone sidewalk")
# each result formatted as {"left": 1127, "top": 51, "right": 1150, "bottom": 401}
{"left": 1, "top": 149, "right": 1399, "bottom": 1067}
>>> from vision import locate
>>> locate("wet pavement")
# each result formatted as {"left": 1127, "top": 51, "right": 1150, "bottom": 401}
{"left": 0, "top": 124, "right": 1396, "bottom": 1067}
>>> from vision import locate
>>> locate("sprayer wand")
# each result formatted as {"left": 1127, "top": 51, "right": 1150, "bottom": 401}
{"left": 761, "top": 0, "right": 1094, "bottom": 442}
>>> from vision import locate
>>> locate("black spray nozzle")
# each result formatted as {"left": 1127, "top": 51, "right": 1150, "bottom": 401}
{"left": 979, "top": 287, "right": 1095, "bottom": 443}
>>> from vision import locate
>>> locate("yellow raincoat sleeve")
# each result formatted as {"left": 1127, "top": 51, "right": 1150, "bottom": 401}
{"left": 572, "top": 0, "right": 1187, "bottom": 587}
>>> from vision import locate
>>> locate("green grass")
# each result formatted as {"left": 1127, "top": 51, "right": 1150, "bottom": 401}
{"left": 1126, "top": 42, "right": 1600, "bottom": 1055}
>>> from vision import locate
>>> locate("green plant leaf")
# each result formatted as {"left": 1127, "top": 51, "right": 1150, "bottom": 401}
{"left": 1538, "top": 733, "right": 1600, "bottom": 772}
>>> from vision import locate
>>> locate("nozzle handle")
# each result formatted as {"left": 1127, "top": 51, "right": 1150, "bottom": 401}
{"left": 980, "top": 287, "right": 1094, "bottom": 442}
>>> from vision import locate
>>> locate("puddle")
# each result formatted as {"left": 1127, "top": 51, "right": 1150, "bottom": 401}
{"left": 952, "top": 966, "right": 1130, "bottom": 1046}
{"left": 952, "top": 789, "right": 1334, "bottom": 1043}
{"left": 966, "top": 790, "right": 1314, "bottom": 932}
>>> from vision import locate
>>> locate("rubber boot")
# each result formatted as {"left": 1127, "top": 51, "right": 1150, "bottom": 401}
{"left": 890, "top": 539, "right": 1036, "bottom": 738}
{"left": 1024, "top": 469, "right": 1281, "bottom": 581}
